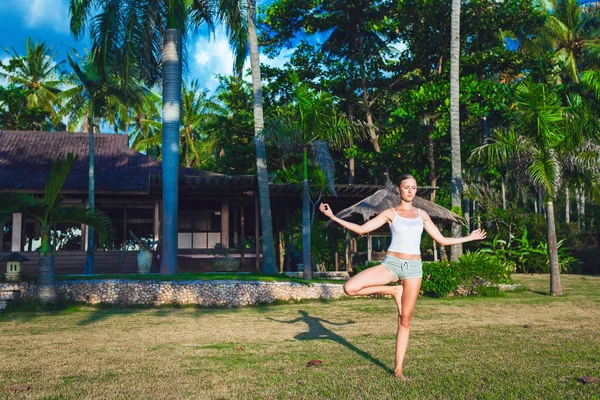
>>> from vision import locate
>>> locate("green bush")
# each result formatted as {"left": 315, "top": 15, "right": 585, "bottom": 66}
{"left": 472, "top": 285, "right": 503, "bottom": 297}
{"left": 354, "top": 260, "right": 381, "bottom": 275}
{"left": 421, "top": 262, "right": 460, "bottom": 298}
{"left": 456, "top": 251, "right": 515, "bottom": 284}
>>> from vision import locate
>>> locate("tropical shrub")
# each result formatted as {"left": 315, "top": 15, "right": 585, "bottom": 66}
{"left": 421, "top": 261, "right": 460, "bottom": 298}
{"left": 455, "top": 251, "right": 515, "bottom": 284}
{"left": 481, "top": 228, "right": 579, "bottom": 274}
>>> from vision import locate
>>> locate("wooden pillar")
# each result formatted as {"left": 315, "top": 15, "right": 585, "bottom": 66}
{"left": 0, "top": 219, "right": 4, "bottom": 251}
{"left": 11, "top": 213, "right": 22, "bottom": 252}
{"left": 278, "top": 231, "right": 285, "bottom": 273}
{"left": 123, "top": 208, "right": 128, "bottom": 248}
{"left": 335, "top": 252, "right": 339, "bottom": 272}
{"left": 240, "top": 204, "right": 245, "bottom": 265}
{"left": 80, "top": 223, "right": 86, "bottom": 251}
{"left": 221, "top": 199, "right": 230, "bottom": 248}
{"left": 254, "top": 195, "right": 260, "bottom": 271}
{"left": 275, "top": 210, "right": 282, "bottom": 272}
{"left": 284, "top": 208, "right": 291, "bottom": 272}
{"left": 345, "top": 231, "right": 351, "bottom": 272}
{"left": 154, "top": 199, "right": 160, "bottom": 243}
{"left": 233, "top": 205, "right": 238, "bottom": 247}
{"left": 367, "top": 233, "right": 372, "bottom": 262}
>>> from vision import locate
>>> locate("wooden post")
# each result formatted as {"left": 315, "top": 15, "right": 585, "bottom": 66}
{"left": 335, "top": 252, "right": 339, "bottom": 271}
{"left": 123, "top": 208, "right": 128, "bottom": 248}
{"left": 80, "top": 223, "right": 86, "bottom": 251}
{"left": 221, "top": 199, "right": 230, "bottom": 248}
{"left": 254, "top": 195, "right": 260, "bottom": 271}
{"left": 240, "top": 204, "right": 245, "bottom": 265}
{"left": 154, "top": 200, "right": 160, "bottom": 243}
{"left": 232, "top": 205, "right": 238, "bottom": 248}
{"left": 0, "top": 219, "right": 4, "bottom": 251}
{"left": 278, "top": 231, "right": 285, "bottom": 273}
{"left": 11, "top": 213, "right": 22, "bottom": 252}
{"left": 275, "top": 210, "right": 283, "bottom": 272}
{"left": 367, "top": 233, "right": 372, "bottom": 262}
{"left": 284, "top": 208, "right": 291, "bottom": 272}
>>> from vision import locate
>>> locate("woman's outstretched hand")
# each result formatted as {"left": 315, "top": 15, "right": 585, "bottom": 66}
{"left": 469, "top": 228, "right": 487, "bottom": 241}
{"left": 319, "top": 203, "right": 334, "bottom": 218}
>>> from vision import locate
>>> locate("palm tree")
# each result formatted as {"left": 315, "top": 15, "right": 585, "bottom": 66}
{"left": 60, "top": 52, "right": 142, "bottom": 274}
{"left": 534, "top": 0, "right": 600, "bottom": 84}
{"left": 134, "top": 80, "right": 225, "bottom": 168}
{"left": 0, "top": 38, "right": 64, "bottom": 123}
{"left": 0, "top": 154, "right": 112, "bottom": 302}
{"left": 449, "top": 0, "right": 463, "bottom": 261}
{"left": 469, "top": 80, "right": 600, "bottom": 295}
{"left": 244, "top": 0, "right": 278, "bottom": 274}
{"left": 263, "top": 73, "right": 345, "bottom": 279}
{"left": 70, "top": 0, "right": 256, "bottom": 274}
{"left": 129, "top": 90, "right": 163, "bottom": 158}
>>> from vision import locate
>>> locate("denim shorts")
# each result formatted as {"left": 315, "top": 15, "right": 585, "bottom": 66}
{"left": 381, "top": 255, "right": 423, "bottom": 280}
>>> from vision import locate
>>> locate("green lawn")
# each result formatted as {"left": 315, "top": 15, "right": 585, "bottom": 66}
{"left": 1, "top": 274, "right": 599, "bottom": 399}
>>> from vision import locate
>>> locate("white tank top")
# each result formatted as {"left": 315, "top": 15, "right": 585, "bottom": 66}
{"left": 387, "top": 208, "right": 424, "bottom": 255}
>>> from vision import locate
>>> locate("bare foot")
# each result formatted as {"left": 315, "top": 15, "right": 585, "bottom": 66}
{"left": 393, "top": 285, "right": 403, "bottom": 315}
{"left": 394, "top": 370, "right": 410, "bottom": 380}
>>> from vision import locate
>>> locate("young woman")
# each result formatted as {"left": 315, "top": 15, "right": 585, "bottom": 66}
{"left": 319, "top": 174, "right": 486, "bottom": 379}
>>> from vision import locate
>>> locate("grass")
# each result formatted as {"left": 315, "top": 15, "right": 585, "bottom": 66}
{"left": 0, "top": 274, "right": 599, "bottom": 399}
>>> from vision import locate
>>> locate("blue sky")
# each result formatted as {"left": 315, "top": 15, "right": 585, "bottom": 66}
{"left": 0, "top": 0, "right": 300, "bottom": 93}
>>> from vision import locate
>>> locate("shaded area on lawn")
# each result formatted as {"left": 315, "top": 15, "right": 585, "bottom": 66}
{"left": 268, "top": 310, "right": 393, "bottom": 374}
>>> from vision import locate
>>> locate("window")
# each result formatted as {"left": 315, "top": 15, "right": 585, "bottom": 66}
{"left": 178, "top": 211, "right": 222, "bottom": 249}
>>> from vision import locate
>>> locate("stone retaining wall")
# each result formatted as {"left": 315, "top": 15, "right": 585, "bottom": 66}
{"left": 282, "top": 271, "right": 350, "bottom": 280}
{"left": 0, "top": 280, "right": 347, "bottom": 307}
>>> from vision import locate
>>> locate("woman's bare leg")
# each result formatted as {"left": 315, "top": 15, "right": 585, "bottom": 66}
{"left": 344, "top": 265, "right": 403, "bottom": 309}
{"left": 394, "top": 277, "right": 422, "bottom": 379}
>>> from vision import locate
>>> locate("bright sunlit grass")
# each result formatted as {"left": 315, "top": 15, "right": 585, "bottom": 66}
{"left": 0, "top": 274, "right": 599, "bottom": 398}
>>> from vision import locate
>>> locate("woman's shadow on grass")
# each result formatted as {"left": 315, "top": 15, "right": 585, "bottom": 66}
{"left": 268, "top": 310, "right": 393, "bottom": 374}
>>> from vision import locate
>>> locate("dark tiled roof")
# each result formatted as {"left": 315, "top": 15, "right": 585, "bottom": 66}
{"left": 0, "top": 130, "right": 214, "bottom": 192}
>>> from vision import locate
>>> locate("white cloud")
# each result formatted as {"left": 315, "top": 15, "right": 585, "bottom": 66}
{"left": 190, "top": 28, "right": 294, "bottom": 93}
{"left": 191, "top": 29, "right": 242, "bottom": 93}
{"left": 22, "top": 0, "right": 70, "bottom": 34}
{"left": 262, "top": 48, "right": 294, "bottom": 70}
{"left": 0, "top": 57, "right": 12, "bottom": 86}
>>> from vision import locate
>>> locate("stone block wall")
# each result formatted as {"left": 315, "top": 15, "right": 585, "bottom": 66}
{"left": 0, "top": 280, "right": 347, "bottom": 307}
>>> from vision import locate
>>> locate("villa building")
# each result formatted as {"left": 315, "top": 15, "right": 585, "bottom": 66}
{"left": 0, "top": 130, "right": 396, "bottom": 275}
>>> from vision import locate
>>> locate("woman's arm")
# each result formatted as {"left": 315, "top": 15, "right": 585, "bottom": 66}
{"left": 319, "top": 203, "right": 391, "bottom": 235}
{"left": 421, "top": 210, "right": 486, "bottom": 246}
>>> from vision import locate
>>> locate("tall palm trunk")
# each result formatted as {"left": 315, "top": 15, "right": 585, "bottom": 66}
{"left": 565, "top": 188, "right": 570, "bottom": 223}
{"left": 358, "top": 41, "right": 380, "bottom": 153}
{"left": 449, "top": 0, "right": 463, "bottom": 261}
{"left": 501, "top": 179, "right": 507, "bottom": 209}
{"left": 84, "top": 105, "right": 95, "bottom": 274}
{"left": 160, "top": 28, "right": 183, "bottom": 275}
{"left": 427, "top": 120, "right": 437, "bottom": 202}
{"left": 546, "top": 201, "right": 562, "bottom": 295}
{"left": 38, "top": 230, "right": 57, "bottom": 302}
{"left": 577, "top": 189, "right": 585, "bottom": 231}
{"left": 247, "top": 0, "right": 277, "bottom": 274}
{"left": 302, "top": 148, "right": 312, "bottom": 279}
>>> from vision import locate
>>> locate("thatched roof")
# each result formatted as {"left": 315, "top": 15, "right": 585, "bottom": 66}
{"left": 326, "top": 173, "right": 464, "bottom": 227}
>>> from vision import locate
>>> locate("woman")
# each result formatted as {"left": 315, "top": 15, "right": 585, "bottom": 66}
{"left": 319, "top": 174, "right": 486, "bottom": 379}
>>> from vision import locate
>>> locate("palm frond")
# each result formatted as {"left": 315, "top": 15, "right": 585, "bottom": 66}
{"left": 0, "top": 193, "right": 40, "bottom": 215}
{"left": 218, "top": 0, "right": 248, "bottom": 76}
{"left": 311, "top": 140, "right": 336, "bottom": 197}
{"left": 527, "top": 150, "right": 560, "bottom": 196}
{"left": 43, "top": 153, "right": 78, "bottom": 218}
{"left": 49, "top": 204, "right": 114, "bottom": 243}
